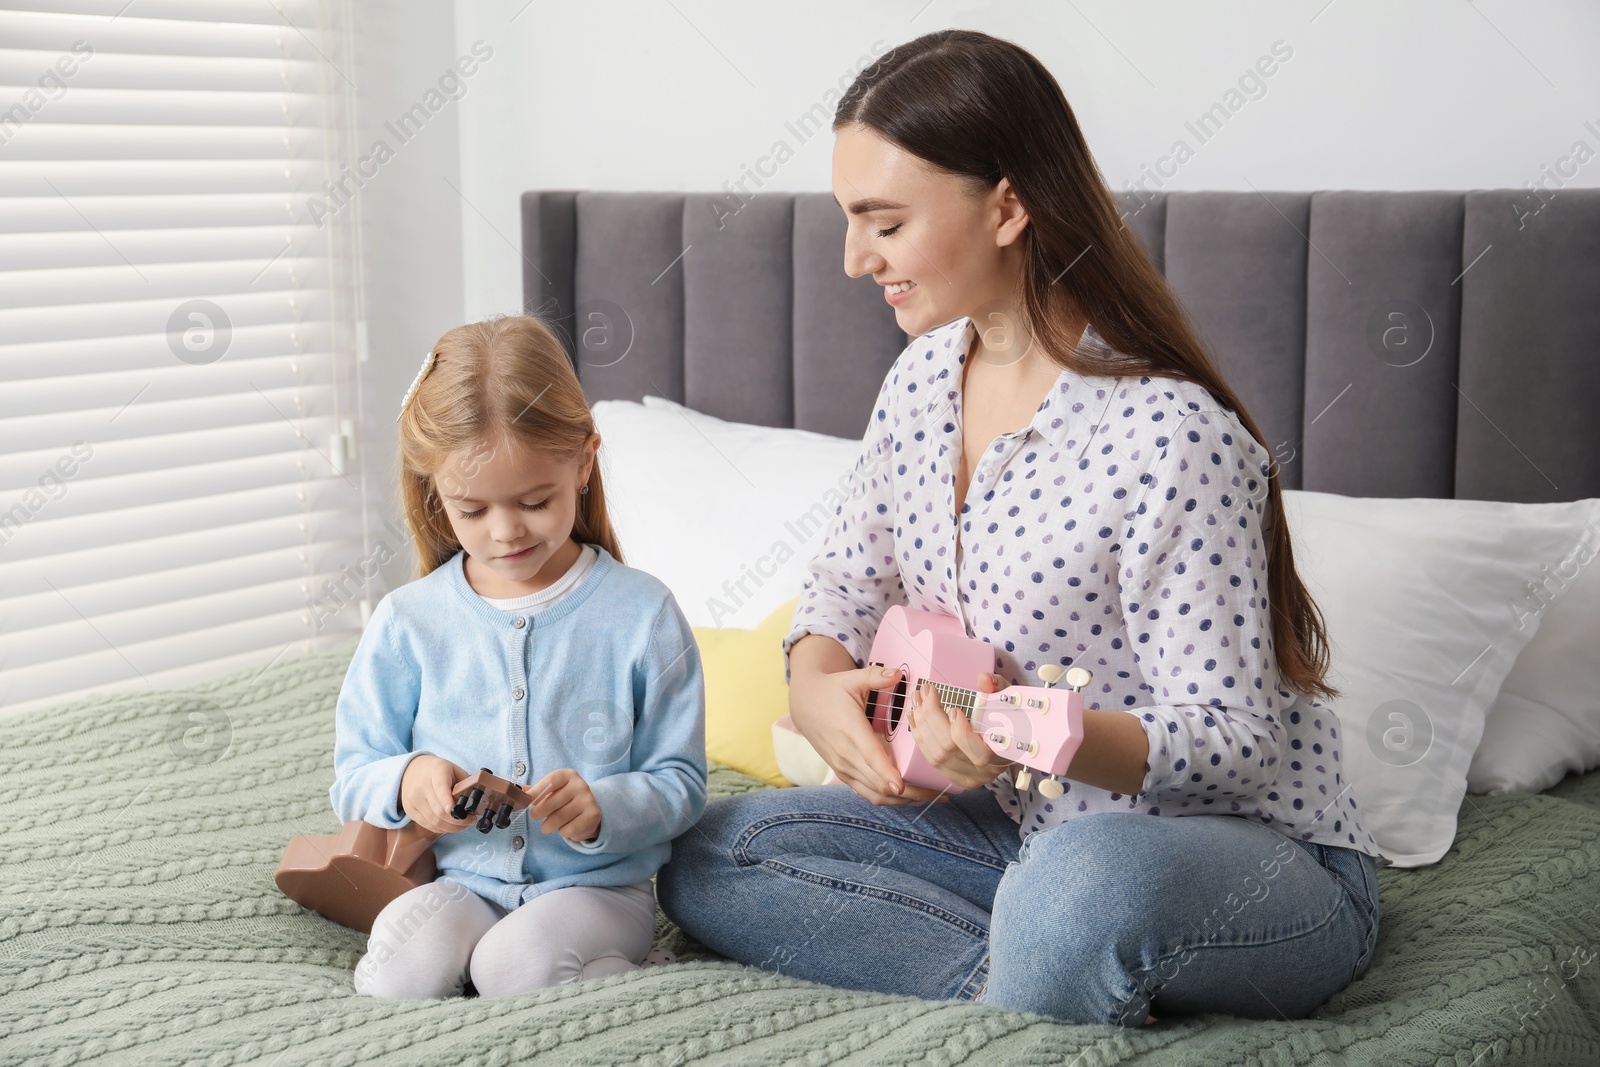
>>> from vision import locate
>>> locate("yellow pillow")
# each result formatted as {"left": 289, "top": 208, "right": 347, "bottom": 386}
{"left": 693, "top": 596, "right": 799, "bottom": 788}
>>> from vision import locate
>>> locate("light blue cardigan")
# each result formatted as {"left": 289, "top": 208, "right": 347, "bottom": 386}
{"left": 328, "top": 543, "right": 708, "bottom": 910}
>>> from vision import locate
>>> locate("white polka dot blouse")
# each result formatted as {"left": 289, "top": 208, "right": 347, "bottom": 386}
{"left": 782, "top": 315, "right": 1383, "bottom": 859}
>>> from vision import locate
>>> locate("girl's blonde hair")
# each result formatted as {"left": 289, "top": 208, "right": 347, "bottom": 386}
{"left": 397, "top": 314, "right": 625, "bottom": 578}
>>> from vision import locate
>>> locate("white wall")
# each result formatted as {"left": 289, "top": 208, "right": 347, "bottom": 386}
{"left": 440, "top": 0, "right": 1600, "bottom": 323}
{"left": 351, "top": 0, "right": 468, "bottom": 593}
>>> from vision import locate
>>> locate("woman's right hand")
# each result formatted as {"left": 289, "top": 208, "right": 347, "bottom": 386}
{"left": 399, "top": 753, "right": 480, "bottom": 834}
{"left": 790, "top": 664, "right": 952, "bottom": 806}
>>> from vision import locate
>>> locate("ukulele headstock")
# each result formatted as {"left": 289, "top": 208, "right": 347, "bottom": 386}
{"left": 977, "top": 665, "right": 1093, "bottom": 792}
{"left": 449, "top": 769, "right": 537, "bottom": 833}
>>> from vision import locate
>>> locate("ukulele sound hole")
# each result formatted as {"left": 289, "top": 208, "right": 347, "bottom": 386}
{"left": 868, "top": 660, "right": 911, "bottom": 735}
{"left": 885, "top": 667, "right": 909, "bottom": 735}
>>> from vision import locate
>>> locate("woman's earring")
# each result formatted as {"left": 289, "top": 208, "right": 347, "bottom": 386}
{"left": 580, "top": 484, "right": 589, "bottom": 495}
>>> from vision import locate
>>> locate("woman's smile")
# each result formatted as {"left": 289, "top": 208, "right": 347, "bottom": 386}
{"left": 883, "top": 279, "right": 918, "bottom": 305}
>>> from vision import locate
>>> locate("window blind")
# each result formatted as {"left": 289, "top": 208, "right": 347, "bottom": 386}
{"left": 0, "top": 0, "right": 371, "bottom": 715}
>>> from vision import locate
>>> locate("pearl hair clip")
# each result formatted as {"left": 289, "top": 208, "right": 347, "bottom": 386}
{"left": 396, "top": 349, "right": 437, "bottom": 422}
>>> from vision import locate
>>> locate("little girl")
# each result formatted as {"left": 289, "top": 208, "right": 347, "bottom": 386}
{"left": 329, "top": 313, "right": 708, "bottom": 1000}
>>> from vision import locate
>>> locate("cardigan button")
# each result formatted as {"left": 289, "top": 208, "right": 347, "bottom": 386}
{"left": 512, "top": 836, "right": 525, "bottom": 850}
{"left": 513, "top": 687, "right": 525, "bottom": 700}
{"left": 513, "top": 761, "right": 526, "bottom": 776}
{"left": 513, "top": 616, "right": 526, "bottom": 628}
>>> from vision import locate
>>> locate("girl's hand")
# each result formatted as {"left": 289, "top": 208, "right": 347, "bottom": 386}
{"left": 399, "top": 754, "right": 480, "bottom": 835}
{"left": 527, "top": 768, "right": 602, "bottom": 844}
{"left": 907, "top": 672, "right": 1018, "bottom": 790}
{"left": 789, "top": 664, "right": 951, "bottom": 806}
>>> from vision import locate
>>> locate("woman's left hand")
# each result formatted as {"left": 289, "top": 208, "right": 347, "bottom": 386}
{"left": 527, "top": 768, "right": 602, "bottom": 844}
{"left": 908, "top": 674, "right": 1017, "bottom": 790}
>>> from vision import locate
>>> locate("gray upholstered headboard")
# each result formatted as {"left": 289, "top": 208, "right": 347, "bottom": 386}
{"left": 521, "top": 189, "right": 1599, "bottom": 504}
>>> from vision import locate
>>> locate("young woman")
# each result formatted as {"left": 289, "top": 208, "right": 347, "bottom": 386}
{"left": 657, "top": 29, "right": 1383, "bottom": 1027}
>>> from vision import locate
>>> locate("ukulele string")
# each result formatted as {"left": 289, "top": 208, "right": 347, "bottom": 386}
{"left": 875, "top": 682, "right": 980, "bottom": 719}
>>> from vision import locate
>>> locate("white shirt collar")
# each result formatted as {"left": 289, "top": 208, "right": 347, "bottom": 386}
{"left": 920, "top": 315, "right": 1123, "bottom": 453}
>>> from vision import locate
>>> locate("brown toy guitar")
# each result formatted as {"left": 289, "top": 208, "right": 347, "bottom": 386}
{"left": 276, "top": 767, "right": 537, "bottom": 934}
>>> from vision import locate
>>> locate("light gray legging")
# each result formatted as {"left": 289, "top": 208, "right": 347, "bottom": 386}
{"left": 354, "top": 877, "right": 657, "bottom": 999}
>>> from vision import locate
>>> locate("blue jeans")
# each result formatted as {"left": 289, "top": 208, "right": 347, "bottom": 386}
{"left": 657, "top": 783, "right": 1380, "bottom": 1027}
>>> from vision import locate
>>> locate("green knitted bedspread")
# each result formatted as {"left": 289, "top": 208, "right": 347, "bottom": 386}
{"left": 2, "top": 639, "right": 1598, "bottom": 1066}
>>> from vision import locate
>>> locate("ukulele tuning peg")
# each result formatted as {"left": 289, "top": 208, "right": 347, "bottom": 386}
{"left": 455, "top": 786, "right": 484, "bottom": 819}
{"left": 494, "top": 803, "right": 513, "bottom": 829}
{"left": 1038, "top": 776, "right": 1065, "bottom": 799}
{"left": 1036, "top": 664, "right": 1064, "bottom": 687}
{"left": 476, "top": 808, "right": 496, "bottom": 833}
{"left": 1014, "top": 767, "right": 1033, "bottom": 792}
{"left": 1063, "top": 667, "right": 1093, "bottom": 692}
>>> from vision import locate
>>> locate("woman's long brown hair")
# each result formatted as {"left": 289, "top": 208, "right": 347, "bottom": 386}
{"left": 836, "top": 29, "right": 1337, "bottom": 701}
{"left": 397, "top": 314, "right": 625, "bottom": 578}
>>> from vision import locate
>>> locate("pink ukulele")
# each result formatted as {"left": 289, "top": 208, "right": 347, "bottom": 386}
{"left": 858, "top": 605, "right": 1094, "bottom": 796}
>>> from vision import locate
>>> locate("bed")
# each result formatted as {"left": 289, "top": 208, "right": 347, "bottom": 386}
{"left": 2, "top": 187, "right": 1597, "bottom": 1065}
{"left": 1, "top": 652, "right": 1597, "bottom": 1065}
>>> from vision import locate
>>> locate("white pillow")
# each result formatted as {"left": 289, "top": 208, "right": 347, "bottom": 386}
{"left": 1279, "top": 490, "right": 1600, "bottom": 867}
{"left": 589, "top": 396, "right": 862, "bottom": 628}
{"left": 1467, "top": 530, "right": 1600, "bottom": 794}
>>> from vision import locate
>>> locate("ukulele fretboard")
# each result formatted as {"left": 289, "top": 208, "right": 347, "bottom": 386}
{"left": 872, "top": 667, "right": 980, "bottom": 721}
